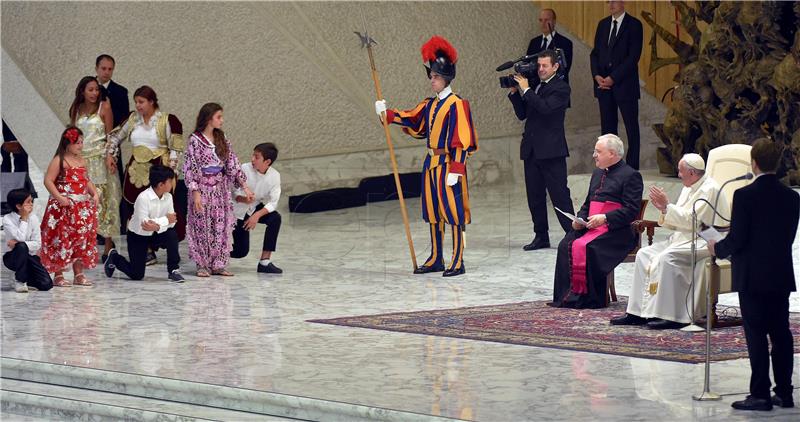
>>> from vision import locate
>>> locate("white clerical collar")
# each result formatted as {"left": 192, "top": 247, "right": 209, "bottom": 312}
{"left": 437, "top": 86, "right": 453, "bottom": 100}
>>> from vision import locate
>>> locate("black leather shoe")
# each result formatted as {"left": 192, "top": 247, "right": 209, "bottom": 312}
{"left": 414, "top": 263, "right": 445, "bottom": 274}
{"left": 646, "top": 319, "right": 688, "bottom": 330}
{"left": 772, "top": 394, "right": 794, "bottom": 408}
{"left": 732, "top": 395, "right": 773, "bottom": 411}
{"left": 257, "top": 263, "right": 283, "bottom": 274}
{"left": 442, "top": 267, "right": 465, "bottom": 277}
{"left": 103, "top": 249, "right": 117, "bottom": 278}
{"left": 523, "top": 236, "right": 550, "bottom": 251}
{"left": 610, "top": 313, "right": 647, "bottom": 326}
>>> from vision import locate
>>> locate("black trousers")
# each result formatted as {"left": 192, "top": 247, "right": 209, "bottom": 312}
{"left": 523, "top": 157, "right": 573, "bottom": 237}
{"left": 3, "top": 243, "right": 52, "bottom": 290}
{"left": 112, "top": 228, "right": 180, "bottom": 280}
{"left": 738, "top": 290, "right": 794, "bottom": 399}
{"left": 597, "top": 91, "right": 640, "bottom": 170}
{"left": 231, "top": 208, "right": 281, "bottom": 259}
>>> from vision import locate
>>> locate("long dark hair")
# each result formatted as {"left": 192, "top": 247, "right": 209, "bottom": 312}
{"left": 194, "top": 102, "right": 228, "bottom": 160}
{"left": 69, "top": 76, "right": 105, "bottom": 124}
{"left": 55, "top": 126, "right": 83, "bottom": 174}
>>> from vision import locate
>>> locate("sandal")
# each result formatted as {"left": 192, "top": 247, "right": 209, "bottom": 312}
{"left": 196, "top": 268, "right": 210, "bottom": 277}
{"left": 211, "top": 269, "right": 234, "bottom": 277}
{"left": 53, "top": 274, "right": 71, "bottom": 287}
{"left": 73, "top": 273, "right": 93, "bottom": 286}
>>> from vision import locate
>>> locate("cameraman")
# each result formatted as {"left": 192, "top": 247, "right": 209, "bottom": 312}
{"left": 507, "top": 49, "right": 574, "bottom": 251}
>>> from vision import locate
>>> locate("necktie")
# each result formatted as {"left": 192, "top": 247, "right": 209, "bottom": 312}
{"left": 608, "top": 20, "right": 618, "bottom": 47}
{"left": 535, "top": 81, "right": 546, "bottom": 94}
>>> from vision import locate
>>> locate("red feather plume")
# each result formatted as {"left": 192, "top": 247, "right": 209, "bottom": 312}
{"left": 421, "top": 36, "right": 458, "bottom": 64}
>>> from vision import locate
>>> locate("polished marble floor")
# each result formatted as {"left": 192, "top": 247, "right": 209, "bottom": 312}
{"left": 2, "top": 175, "right": 799, "bottom": 421}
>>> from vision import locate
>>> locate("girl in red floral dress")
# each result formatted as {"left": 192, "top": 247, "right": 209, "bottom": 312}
{"left": 40, "top": 127, "right": 100, "bottom": 286}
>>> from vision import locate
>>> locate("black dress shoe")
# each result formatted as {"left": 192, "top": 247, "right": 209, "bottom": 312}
{"left": 732, "top": 395, "right": 773, "bottom": 411}
{"left": 103, "top": 249, "right": 117, "bottom": 278}
{"left": 610, "top": 313, "right": 647, "bottom": 326}
{"left": 442, "top": 267, "right": 465, "bottom": 277}
{"left": 413, "top": 263, "right": 445, "bottom": 274}
{"left": 772, "top": 394, "right": 794, "bottom": 408}
{"left": 523, "top": 236, "right": 550, "bottom": 251}
{"left": 257, "top": 263, "right": 283, "bottom": 274}
{"left": 646, "top": 319, "right": 688, "bottom": 330}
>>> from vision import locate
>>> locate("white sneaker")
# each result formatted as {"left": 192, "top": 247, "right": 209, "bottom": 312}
{"left": 15, "top": 281, "right": 29, "bottom": 293}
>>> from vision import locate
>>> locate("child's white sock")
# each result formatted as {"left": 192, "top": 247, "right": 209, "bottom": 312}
{"left": 259, "top": 259, "right": 271, "bottom": 266}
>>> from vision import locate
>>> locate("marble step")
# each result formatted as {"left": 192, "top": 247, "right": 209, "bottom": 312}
{"left": 2, "top": 358, "right": 460, "bottom": 422}
{"left": 2, "top": 379, "right": 282, "bottom": 421}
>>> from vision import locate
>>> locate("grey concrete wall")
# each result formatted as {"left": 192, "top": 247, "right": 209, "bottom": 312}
{"left": 2, "top": 1, "right": 664, "bottom": 194}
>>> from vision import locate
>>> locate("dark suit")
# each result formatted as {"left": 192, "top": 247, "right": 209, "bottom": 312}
{"left": 526, "top": 32, "right": 573, "bottom": 84}
{"left": 590, "top": 13, "right": 643, "bottom": 169}
{"left": 508, "top": 78, "right": 574, "bottom": 236}
{"left": 715, "top": 174, "right": 799, "bottom": 400}
{"left": 102, "top": 80, "right": 130, "bottom": 128}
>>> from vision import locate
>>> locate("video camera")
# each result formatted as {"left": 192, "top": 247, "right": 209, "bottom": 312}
{"left": 496, "top": 48, "right": 567, "bottom": 88}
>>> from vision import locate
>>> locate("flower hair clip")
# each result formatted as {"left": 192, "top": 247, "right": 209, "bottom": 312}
{"left": 65, "top": 128, "right": 81, "bottom": 144}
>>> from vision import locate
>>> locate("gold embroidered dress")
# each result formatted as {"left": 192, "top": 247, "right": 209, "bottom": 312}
{"left": 76, "top": 111, "right": 120, "bottom": 237}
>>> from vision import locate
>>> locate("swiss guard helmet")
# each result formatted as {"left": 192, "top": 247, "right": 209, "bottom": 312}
{"left": 421, "top": 36, "right": 458, "bottom": 81}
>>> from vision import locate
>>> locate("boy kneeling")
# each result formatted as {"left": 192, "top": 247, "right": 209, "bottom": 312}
{"left": 230, "top": 143, "right": 283, "bottom": 273}
{"left": 104, "top": 165, "right": 184, "bottom": 282}
{"left": 2, "top": 189, "right": 53, "bottom": 292}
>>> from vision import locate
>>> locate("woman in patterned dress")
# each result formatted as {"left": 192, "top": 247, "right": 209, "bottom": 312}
{"left": 69, "top": 76, "right": 120, "bottom": 260}
{"left": 183, "top": 103, "right": 253, "bottom": 277}
{"left": 40, "top": 127, "right": 100, "bottom": 286}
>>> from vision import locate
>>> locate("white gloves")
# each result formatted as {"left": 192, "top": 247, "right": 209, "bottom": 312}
{"left": 375, "top": 100, "right": 387, "bottom": 116}
{"left": 446, "top": 173, "right": 461, "bottom": 186}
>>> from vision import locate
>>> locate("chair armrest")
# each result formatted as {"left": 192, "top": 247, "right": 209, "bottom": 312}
{"left": 632, "top": 219, "right": 660, "bottom": 246}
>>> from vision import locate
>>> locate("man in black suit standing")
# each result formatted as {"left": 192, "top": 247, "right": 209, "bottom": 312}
{"left": 96, "top": 54, "right": 130, "bottom": 235}
{"left": 589, "top": 1, "right": 643, "bottom": 169}
{"left": 710, "top": 139, "right": 799, "bottom": 411}
{"left": 526, "top": 8, "right": 573, "bottom": 85}
{"left": 507, "top": 49, "right": 574, "bottom": 251}
{"left": 95, "top": 54, "right": 130, "bottom": 128}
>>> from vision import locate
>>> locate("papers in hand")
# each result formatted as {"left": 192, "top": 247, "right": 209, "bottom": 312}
{"left": 554, "top": 207, "right": 588, "bottom": 226}
{"left": 698, "top": 226, "right": 724, "bottom": 242}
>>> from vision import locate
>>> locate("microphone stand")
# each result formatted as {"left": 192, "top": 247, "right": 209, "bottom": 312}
{"left": 692, "top": 175, "right": 748, "bottom": 401}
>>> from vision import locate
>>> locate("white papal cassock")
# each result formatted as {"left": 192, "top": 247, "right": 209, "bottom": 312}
{"left": 626, "top": 175, "right": 729, "bottom": 324}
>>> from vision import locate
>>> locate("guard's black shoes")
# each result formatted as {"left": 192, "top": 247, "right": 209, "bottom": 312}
{"left": 523, "top": 236, "right": 550, "bottom": 251}
{"left": 257, "top": 263, "right": 283, "bottom": 274}
{"left": 413, "top": 263, "right": 444, "bottom": 274}
{"left": 442, "top": 267, "right": 465, "bottom": 277}
{"left": 610, "top": 313, "right": 648, "bottom": 326}
{"left": 732, "top": 395, "right": 773, "bottom": 411}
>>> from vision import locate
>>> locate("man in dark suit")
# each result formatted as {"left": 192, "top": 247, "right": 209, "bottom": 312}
{"left": 96, "top": 54, "right": 130, "bottom": 234}
{"left": 589, "top": 1, "right": 643, "bottom": 169}
{"left": 711, "top": 139, "right": 799, "bottom": 411}
{"left": 95, "top": 54, "right": 130, "bottom": 128}
{"left": 526, "top": 8, "right": 573, "bottom": 84}
{"left": 507, "top": 49, "right": 574, "bottom": 251}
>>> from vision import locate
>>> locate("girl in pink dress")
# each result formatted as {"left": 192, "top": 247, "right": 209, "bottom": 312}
{"left": 40, "top": 127, "right": 100, "bottom": 286}
{"left": 183, "top": 103, "right": 253, "bottom": 277}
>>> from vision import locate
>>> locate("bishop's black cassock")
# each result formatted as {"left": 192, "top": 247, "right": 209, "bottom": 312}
{"left": 552, "top": 160, "right": 643, "bottom": 308}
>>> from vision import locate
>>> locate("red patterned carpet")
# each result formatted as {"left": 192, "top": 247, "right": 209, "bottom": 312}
{"left": 309, "top": 298, "right": 800, "bottom": 363}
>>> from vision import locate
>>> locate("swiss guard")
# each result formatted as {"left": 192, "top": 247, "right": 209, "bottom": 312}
{"left": 375, "top": 36, "right": 478, "bottom": 277}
